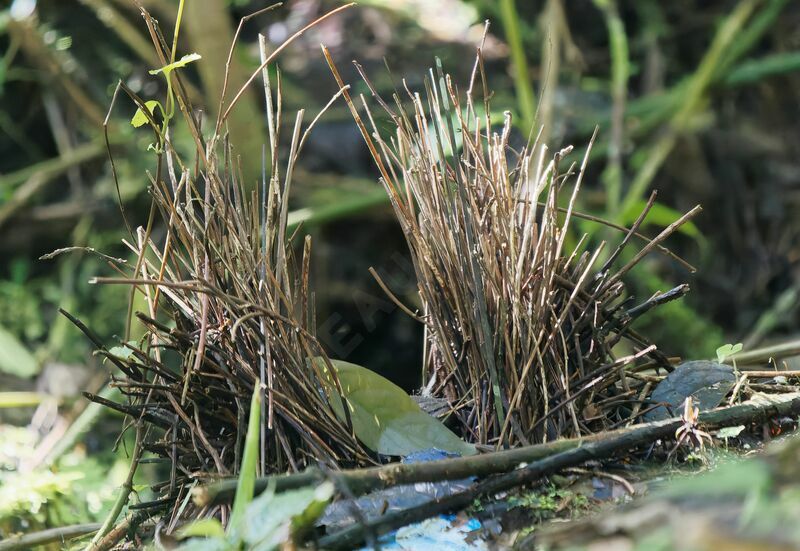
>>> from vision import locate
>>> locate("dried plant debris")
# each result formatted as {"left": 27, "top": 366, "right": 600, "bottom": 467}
{"left": 325, "top": 46, "right": 700, "bottom": 448}
{"left": 63, "top": 5, "right": 374, "bottom": 522}
{"left": 530, "top": 433, "right": 800, "bottom": 551}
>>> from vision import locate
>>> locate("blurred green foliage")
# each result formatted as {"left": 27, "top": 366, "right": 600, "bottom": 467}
{"left": 0, "top": 425, "right": 134, "bottom": 539}
{"left": 1, "top": 0, "right": 797, "bottom": 381}
{"left": 0, "top": 0, "right": 799, "bottom": 542}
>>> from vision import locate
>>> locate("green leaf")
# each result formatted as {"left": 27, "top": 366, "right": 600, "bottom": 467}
{"left": 716, "top": 342, "right": 743, "bottom": 363}
{"left": 717, "top": 425, "right": 745, "bottom": 439}
{"left": 290, "top": 482, "right": 335, "bottom": 533}
{"left": 620, "top": 199, "right": 701, "bottom": 238}
{"left": 107, "top": 341, "right": 137, "bottom": 361}
{"left": 130, "top": 100, "right": 161, "bottom": 128}
{"left": 0, "top": 325, "right": 38, "bottom": 377}
{"left": 314, "top": 358, "right": 476, "bottom": 457}
{"left": 229, "top": 379, "right": 262, "bottom": 533}
{"left": 242, "top": 482, "right": 334, "bottom": 550}
{"left": 177, "top": 518, "right": 226, "bottom": 540}
{"left": 149, "top": 52, "right": 202, "bottom": 76}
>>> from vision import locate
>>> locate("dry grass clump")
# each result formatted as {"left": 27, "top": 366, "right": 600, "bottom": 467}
{"left": 325, "top": 46, "right": 699, "bottom": 449}
{"left": 69, "top": 7, "right": 370, "bottom": 519}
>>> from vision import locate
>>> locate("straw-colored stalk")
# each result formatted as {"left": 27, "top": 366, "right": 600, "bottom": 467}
{"left": 325, "top": 46, "right": 695, "bottom": 448}
{"left": 79, "top": 7, "right": 369, "bottom": 523}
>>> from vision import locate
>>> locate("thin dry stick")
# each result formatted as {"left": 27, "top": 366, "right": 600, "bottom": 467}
{"left": 219, "top": 3, "right": 355, "bottom": 126}
{"left": 216, "top": 3, "right": 282, "bottom": 119}
{"left": 606, "top": 205, "right": 703, "bottom": 286}
{"left": 87, "top": 511, "right": 151, "bottom": 551}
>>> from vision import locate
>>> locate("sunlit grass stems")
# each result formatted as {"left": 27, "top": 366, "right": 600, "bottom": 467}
{"left": 69, "top": 3, "right": 369, "bottom": 526}
{"left": 324, "top": 47, "right": 699, "bottom": 449}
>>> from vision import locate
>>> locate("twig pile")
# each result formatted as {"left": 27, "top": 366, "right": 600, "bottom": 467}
{"left": 325, "top": 46, "right": 701, "bottom": 448}
{"left": 68, "top": 7, "right": 369, "bottom": 520}
{"left": 67, "top": 5, "right": 703, "bottom": 532}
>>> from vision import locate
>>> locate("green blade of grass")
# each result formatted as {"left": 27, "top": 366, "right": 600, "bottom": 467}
{"left": 229, "top": 379, "right": 262, "bottom": 533}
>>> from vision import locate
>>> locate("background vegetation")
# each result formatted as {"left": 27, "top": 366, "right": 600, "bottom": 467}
{"left": 1, "top": 0, "right": 799, "bottom": 541}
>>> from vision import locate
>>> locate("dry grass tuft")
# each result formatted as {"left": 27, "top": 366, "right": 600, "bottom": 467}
{"left": 324, "top": 45, "right": 700, "bottom": 448}
{"left": 66, "top": 6, "right": 702, "bottom": 529}
{"left": 68, "top": 6, "right": 370, "bottom": 521}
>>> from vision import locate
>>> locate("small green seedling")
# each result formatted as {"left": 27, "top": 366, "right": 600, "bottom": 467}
{"left": 716, "top": 342, "right": 743, "bottom": 364}
{"left": 716, "top": 425, "right": 745, "bottom": 448}
{"left": 129, "top": 0, "right": 201, "bottom": 151}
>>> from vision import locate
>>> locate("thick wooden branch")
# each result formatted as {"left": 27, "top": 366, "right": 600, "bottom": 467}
{"left": 317, "top": 392, "right": 800, "bottom": 549}
{"left": 195, "top": 430, "right": 626, "bottom": 507}
{"left": 0, "top": 523, "right": 101, "bottom": 551}
{"left": 195, "top": 392, "right": 800, "bottom": 512}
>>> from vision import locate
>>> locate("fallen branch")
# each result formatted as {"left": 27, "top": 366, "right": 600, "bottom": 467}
{"left": 195, "top": 392, "right": 800, "bottom": 508}
{"left": 0, "top": 523, "right": 100, "bottom": 551}
{"left": 317, "top": 392, "right": 800, "bottom": 549}
{"left": 196, "top": 432, "right": 603, "bottom": 507}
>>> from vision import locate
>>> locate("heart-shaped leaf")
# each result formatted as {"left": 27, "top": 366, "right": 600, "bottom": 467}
{"left": 716, "top": 342, "right": 743, "bottom": 363}
{"left": 130, "top": 100, "right": 161, "bottom": 128}
{"left": 314, "top": 358, "right": 475, "bottom": 457}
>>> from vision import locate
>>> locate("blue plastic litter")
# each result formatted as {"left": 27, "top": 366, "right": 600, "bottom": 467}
{"left": 369, "top": 514, "right": 486, "bottom": 550}
{"left": 319, "top": 449, "right": 486, "bottom": 549}
{"left": 403, "top": 449, "right": 461, "bottom": 463}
